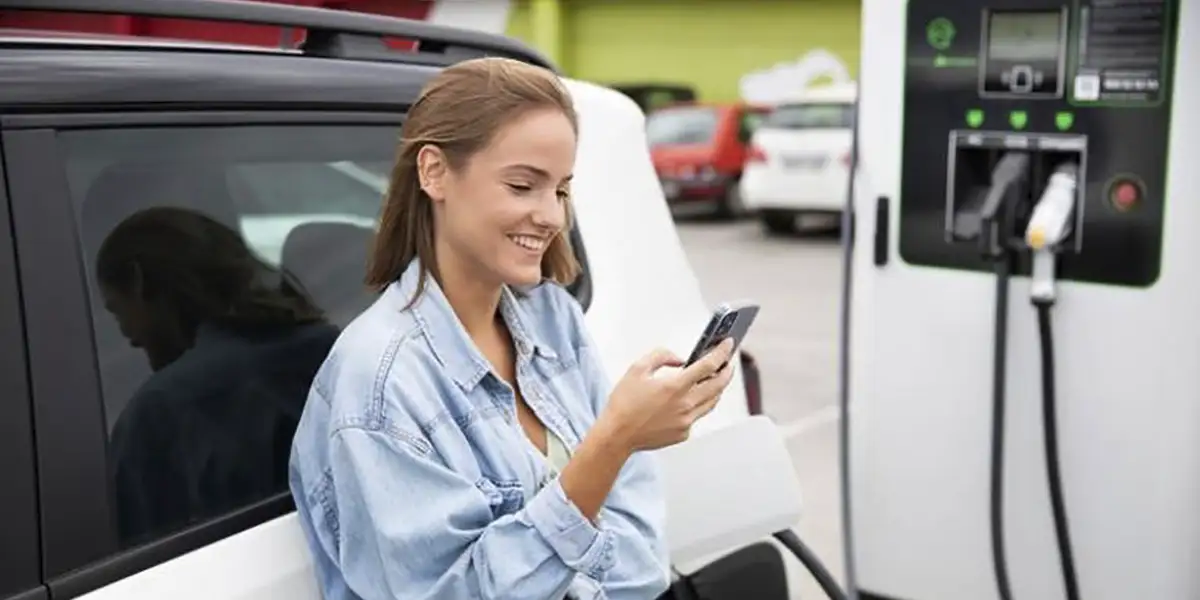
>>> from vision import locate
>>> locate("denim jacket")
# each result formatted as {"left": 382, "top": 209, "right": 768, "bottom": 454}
{"left": 289, "top": 260, "right": 670, "bottom": 600}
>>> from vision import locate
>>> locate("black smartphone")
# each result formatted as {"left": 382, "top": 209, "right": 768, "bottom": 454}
{"left": 685, "top": 301, "right": 761, "bottom": 368}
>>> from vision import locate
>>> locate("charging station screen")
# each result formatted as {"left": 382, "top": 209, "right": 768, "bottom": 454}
{"left": 981, "top": 11, "right": 1063, "bottom": 97}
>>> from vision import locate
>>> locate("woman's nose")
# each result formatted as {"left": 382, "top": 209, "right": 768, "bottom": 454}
{"left": 530, "top": 191, "right": 567, "bottom": 230}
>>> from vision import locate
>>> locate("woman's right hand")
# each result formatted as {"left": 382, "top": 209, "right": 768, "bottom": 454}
{"left": 598, "top": 339, "right": 737, "bottom": 452}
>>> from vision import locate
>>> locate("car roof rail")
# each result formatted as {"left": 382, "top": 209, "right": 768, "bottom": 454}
{"left": 0, "top": 0, "right": 555, "bottom": 70}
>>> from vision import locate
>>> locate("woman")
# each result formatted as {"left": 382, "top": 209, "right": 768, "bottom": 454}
{"left": 96, "top": 206, "right": 339, "bottom": 546}
{"left": 289, "top": 57, "right": 736, "bottom": 600}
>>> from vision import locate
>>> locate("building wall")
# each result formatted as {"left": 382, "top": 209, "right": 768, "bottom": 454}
{"left": 506, "top": 0, "right": 862, "bottom": 102}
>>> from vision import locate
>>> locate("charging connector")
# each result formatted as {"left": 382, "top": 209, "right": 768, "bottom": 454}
{"left": 1027, "top": 163, "right": 1079, "bottom": 304}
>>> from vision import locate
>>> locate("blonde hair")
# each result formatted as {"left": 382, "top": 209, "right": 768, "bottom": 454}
{"left": 364, "top": 57, "right": 581, "bottom": 305}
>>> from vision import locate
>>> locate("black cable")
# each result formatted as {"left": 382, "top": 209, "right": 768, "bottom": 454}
{"left": 989, "top": 252, "right": 1015, "bottom": 600}
{"left": 1035, "top": 299, "right": 1081, "bottom": 600}
{"left": 773, "top": 530, "right": 847, "bottom": 600}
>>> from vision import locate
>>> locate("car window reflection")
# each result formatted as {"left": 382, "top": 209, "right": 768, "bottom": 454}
{"left": 95, "top": 206, "right": 340, "bottom": 547}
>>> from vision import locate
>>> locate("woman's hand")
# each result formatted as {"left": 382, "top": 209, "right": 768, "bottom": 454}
{"left": 598, "top": 339, "right": 737, "bottom": 453}
{"left": 559, "top": 339, "right": 736, "bottom": 521}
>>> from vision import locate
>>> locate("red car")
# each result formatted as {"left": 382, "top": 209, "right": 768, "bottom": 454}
{"left": 647, "top": 102, "right": 769, "bottom": 219}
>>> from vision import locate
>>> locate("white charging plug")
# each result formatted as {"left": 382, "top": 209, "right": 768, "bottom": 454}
{"left": 1026, "top": 163, "right": 1079, "bottom": 303}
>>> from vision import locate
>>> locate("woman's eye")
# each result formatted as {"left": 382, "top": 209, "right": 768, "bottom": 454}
{"left": 506, "top": 183, "right": 533, "bottom": 194}
{"left": 556, "top": 189, "right": 569, "bottom": 201}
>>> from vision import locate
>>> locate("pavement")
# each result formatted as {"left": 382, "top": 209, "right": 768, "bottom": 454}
{"left": 675, "top": 213, "right": 845, "bottom": 600}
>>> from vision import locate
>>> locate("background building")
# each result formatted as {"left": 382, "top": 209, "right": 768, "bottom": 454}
{"left": 505, "top": 0, "right": 861, "bottom": 103}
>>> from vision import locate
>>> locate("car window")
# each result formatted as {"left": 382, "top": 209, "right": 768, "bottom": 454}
{"left": 229, "top": 161, "right": 386, "bottom": 265}
{"left": 58, "top": 124, "right": 590, "bottom": 552}
{"left": 646, "top": 106, "right": 719, "bottom": 146}
{"left": 234, "top": 161, "right": 387, "bottom": 216}
{"left": 761, "top": 102, "right": 855, "bottom": 130}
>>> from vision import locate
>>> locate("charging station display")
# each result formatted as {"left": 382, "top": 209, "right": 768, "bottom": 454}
{"left": 980, "top": 10, "right": 1065, "bottom": 97}
{"left": 899, "top": 0, "right": 1178, "bottom": 287}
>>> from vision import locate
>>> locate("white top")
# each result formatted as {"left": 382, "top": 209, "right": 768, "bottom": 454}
{"left": 543, "top": 430, "right": 571, "bottom": 476}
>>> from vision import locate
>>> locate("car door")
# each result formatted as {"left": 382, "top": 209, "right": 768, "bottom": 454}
{"left": 2, "top": 115, "right": 404, "bottom": 600}
{"left": 0, "top": 133, "right": 47, "bottom": 600}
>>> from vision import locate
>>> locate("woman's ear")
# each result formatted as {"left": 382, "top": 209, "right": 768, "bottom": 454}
{"left": 416, "top": 144, "right": 449, "bottom": 203}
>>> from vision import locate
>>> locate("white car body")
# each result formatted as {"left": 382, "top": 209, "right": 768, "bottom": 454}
{"left": 741, "top": 84, "right": 857, "bottom": 227}
{"left": 79, "top": 78, "right": 799, "bottom": 599}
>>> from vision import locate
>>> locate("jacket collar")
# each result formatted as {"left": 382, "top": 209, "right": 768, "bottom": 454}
{"left": 390, "top": 259, "right": 557, "bottom": 392}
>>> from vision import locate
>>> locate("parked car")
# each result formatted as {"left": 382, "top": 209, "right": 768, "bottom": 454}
{"left": 740, "top": 83, "right": 857, "bottom": 234}
{"left": 0, "top": 2, "right": 796, "bottom": 600}
{"left": 648, "top": 102, "right": 769, "bottom": 219}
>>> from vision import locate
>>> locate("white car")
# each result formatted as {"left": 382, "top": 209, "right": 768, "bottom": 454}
{"left": 0, "top": 3, "right": 803, "bottom": 600}
{"left": 740, "top": 84, "right": 857, "bottom": 234}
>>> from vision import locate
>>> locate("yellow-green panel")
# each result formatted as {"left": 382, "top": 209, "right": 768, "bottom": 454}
{"left": 506, "top": 0, "right": 534, "bottom": 54}
{"left": 507, "top": 0, "right": 860, "bottom": 103}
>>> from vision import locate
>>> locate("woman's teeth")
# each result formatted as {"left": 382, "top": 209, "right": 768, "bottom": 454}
{"left": 509, "top": 235, "right": 547, "bottom": 251}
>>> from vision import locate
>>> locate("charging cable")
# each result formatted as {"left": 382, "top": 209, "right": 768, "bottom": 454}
{"left": 774, "top": 530, "right": 846, "bottom": 600}
{"left": 1025, "top": 163, "right": 1082, "bottom": 600}
{"left": 977, "top": 151, "right": 1031, "bottom": 600}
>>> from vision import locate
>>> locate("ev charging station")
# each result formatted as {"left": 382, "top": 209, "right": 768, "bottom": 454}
{"left": 844, "top": 0, "right": 1197, "bottom": 599}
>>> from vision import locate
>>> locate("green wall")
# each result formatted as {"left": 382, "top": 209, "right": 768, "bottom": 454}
{"left": 507, "top": 0, "right": 861, "bottom": 102}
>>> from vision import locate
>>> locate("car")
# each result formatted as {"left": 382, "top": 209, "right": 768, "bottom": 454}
{"left": 740, "top": 83, "right": 857, "bottom": 234}
{"left": 648, "top": 101, "right": 769, "bottom": 219}
{"left": 0, "top": 1, "right": 799, "bottom": 600}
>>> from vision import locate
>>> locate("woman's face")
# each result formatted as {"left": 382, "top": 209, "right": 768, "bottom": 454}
{"left": 424, "top": 107, "right": 576, "bottom": 287}
{"left": 99, "top": 280, "right": 181, "bottom": 371}
{"left": 100, "top": 281, "right": 153, "bottom": 350}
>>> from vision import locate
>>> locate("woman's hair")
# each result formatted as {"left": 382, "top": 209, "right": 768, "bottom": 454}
{"left": 364, "top": 56, "right": 582, "bottom": 302}
{"left": 95, "top": 206, "right": 325, "bottom": 341}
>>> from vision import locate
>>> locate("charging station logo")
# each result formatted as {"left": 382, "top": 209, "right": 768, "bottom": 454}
{"left": 926, "top": 18, "right": 956, "bottom": 51}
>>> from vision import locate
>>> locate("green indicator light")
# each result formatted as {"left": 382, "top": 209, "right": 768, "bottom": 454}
{"left": 934, "top": 55, "right": 948, "bottom": 67}
{"left": 966, "top": 109, "right": 984, "bottom": 128}
{"left": 1055, "top": 111, "right": 1075, "bottom": 131}
{"left": 1009, "top": 111, "right": 1028, "bottom": 130}
{"left": 927, "top": 18, "right": 956, "bottom": 51}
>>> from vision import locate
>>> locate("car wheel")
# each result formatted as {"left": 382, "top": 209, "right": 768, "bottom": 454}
{"left": 761, "top": 210, "right": 796, "bottom": 235}
{"left": 714, "top": 179, "right": 746, "bottom": 220}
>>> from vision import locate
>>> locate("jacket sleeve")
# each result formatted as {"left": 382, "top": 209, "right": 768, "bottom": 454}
{"left": 326, "top": 422, "right": 618, "bottom": 600}
{"left": 576, "top": 338, "right": 672, "bottom": 599}
{"left": 556, "top": 280, "right": 670, "bottom": 598}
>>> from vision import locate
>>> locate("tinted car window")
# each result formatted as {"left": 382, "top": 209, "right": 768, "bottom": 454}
{"left": 57, "top": 125, "right": 589, "bottom": 550}
{"left": 646, "top": 106, "right": 719, "bottom": 146}
{"left": 761, "top": 102, "right": 855, "bottom": 130}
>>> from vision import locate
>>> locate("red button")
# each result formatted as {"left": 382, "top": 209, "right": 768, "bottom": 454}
{"left": 1111, "top": 181, "right": 1140, "bottom": 210}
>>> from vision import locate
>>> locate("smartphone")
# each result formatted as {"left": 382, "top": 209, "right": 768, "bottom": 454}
{"left": 685, "top": 301, "right": 761, "bottom": 368}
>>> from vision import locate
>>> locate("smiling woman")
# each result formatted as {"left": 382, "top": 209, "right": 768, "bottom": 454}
{"left": 289, "top": 56, "right": 738, "bottom": 600}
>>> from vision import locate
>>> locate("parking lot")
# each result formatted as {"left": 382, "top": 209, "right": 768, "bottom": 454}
{"left": 676, "top": 214, "right": 845, "bottom": 599}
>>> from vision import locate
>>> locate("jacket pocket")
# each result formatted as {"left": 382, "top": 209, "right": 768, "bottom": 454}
{"left": 475, "top": 477, "right": 526, "bottom": 519}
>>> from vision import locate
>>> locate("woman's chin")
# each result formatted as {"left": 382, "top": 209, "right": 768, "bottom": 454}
{"left": 500, "top": 264, "right": 545, "bottom": 289}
